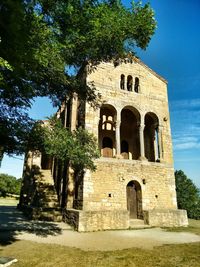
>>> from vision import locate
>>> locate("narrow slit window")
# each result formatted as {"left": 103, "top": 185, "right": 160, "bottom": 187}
{"left": 134, "top": 77, "right": 139, "bottom": 93}
{"left": 120, "top": 74, "right": 125, "bottom": 89}
{"left": 127, "top": 75, "right": 133, "bottom": 91}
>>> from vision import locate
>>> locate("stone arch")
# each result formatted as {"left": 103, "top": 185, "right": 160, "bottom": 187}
{"left": 99, "top": 104, "right": 117, "bottom": 157}
{"left": 120, "top": 106, "right": 140, "bottom": 159}
{"left": 126, "top": 180, "right": 143, "bottom": 219}
{"left": 144, "top": 112, "right": 159, "bottom": 162}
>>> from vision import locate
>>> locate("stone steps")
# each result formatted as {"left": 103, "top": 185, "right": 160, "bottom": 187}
{"left": 28, "top": 169, "right": 63, "bottom": 222}
{"left": 32, "top": 207, "right": 63, "bottom": 222}
{"left": 129, "top": 219, "right": 151, "bottom": 229}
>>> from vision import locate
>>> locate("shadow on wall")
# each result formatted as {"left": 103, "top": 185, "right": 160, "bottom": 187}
{"left": 0, "top": 205, "right": 63, "bottom": 246}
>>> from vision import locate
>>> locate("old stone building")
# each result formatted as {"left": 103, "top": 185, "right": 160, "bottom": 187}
{"left": 20, "top": 57, "right": 188, "bottom": 231}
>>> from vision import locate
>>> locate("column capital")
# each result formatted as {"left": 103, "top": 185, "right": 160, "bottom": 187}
{"left": 115, "top": 120, "right": 121, "bottom": 128}
{"left": 138, "top": 123, "right": 145, "bottom": 130}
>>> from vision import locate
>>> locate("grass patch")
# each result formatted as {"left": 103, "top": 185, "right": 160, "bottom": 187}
{"left": 0, "top": 197, "right": 19, "bottom": 206}
{"left": 164, "top": 219, "right": 200, "bottom": 235}
{"left": 0, "top": 240, "right": 199, "bottom": 267}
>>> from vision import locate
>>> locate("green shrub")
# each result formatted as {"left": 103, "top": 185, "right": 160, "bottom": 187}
{"left": 0, "top": 173, "right": 21, "bottom": 197}
{"left": 175, "top": 170, "right": 200, "bottom": 219}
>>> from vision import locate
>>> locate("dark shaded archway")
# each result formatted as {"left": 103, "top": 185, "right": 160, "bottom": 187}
{"left": 144, "top": 112, "right": 159, "bottom": 162}
{"left": 120, "top": 107, "right": 140, "bottom": 159}
{"left": 102, "top": 137, "right": 113, "bottom": 158}
{"left": 41, "top": 153, "right": 52, "bottom": 170}
{"left": 99, "top": 104, "right": 117, "bottom": 157}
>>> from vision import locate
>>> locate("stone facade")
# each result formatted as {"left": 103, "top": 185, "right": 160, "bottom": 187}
{"left": 21, "top": 58, "right": 188, "bottom": 231}
{"left": 64, "top": 58, "right": 188, "bottom": 231}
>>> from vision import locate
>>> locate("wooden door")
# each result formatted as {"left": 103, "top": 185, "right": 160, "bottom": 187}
{"left": 103, "top": 147, "right": 113, "bottom": 158}
{"left": 127, "top": 184, "right": 137, "bottom": 218}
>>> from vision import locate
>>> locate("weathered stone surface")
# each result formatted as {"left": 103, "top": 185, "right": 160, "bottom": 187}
{"left": 143, "top": 209, "right": 188, "bottom": 227}
{"left": 64, "top": 209, "right": 129, "bottom": 232}
{"left": 21, "top": 59, "right": 188, "bottom": 231}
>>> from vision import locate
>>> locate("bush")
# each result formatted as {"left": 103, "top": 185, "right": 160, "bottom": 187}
{"left": 175, "top": 170, "right": 200, "bottom": 219}
{"left": 0, "top": 173, "right": 21, "bottom": 197}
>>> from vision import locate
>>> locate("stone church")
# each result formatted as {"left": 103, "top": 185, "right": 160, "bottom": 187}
{"left": 19, "top": 57, "right": 188, "bottom": 231}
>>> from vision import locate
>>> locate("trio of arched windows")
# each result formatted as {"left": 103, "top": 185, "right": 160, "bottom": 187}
{"left": 120, "top": 74, "right": 139, "bottom": 93}
{"left": 99, "top": 105, "right": 161, "bottom": 163}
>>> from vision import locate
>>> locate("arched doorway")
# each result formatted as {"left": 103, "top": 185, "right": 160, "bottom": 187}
{"left": 126, "top": 180, "right": 143, "bottom": 219}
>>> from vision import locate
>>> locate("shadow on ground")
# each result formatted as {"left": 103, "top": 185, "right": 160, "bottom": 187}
{"left": 0, "top": 206, "right": 63, "bottom": 246}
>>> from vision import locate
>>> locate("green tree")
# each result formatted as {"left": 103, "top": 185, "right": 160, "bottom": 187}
{"left": 31, "top": 117, "right": 99, "bottom": 207}
{"left": 36, "top": 117, "right": 100, "bottom": 171}
{"left": 0, "top": 0, "right": 66, "bottom": 163}
{"left": 0, "top": 173, "right": 22, "bottom": 197}
{"left": 175, "top": 170, "right": 200, "bottom": 219}
{"left": 0, "top": 0, "right": 156, "bottom": 163}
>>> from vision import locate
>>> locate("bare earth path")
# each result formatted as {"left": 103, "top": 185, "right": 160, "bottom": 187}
{"left": 0, "top": 205, "right": 200, "bottom": 251}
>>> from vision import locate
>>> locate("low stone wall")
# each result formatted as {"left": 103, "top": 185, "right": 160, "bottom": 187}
{"left": 143, "top": 209, "right": 188, "bottom": 227}
{"left": 64, "top": 209, "right": 129, "bottom": 231}
{"left": 63, "top": 209, "right": 80, "bottom": 230}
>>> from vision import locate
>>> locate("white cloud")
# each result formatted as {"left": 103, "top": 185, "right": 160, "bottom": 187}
{"left": 170, "top": 98, "right": 200, "bottom": 151}
{"left": 170, "top": 98, "right": 200, "bottom": 110}
{"left": 174, "top": 142, "right": 200, "bottom": 150}
{"left": 173, "top": 134, "right": 200, "bottom": 151}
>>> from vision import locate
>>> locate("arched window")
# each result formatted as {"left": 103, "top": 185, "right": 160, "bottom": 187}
{"left": 144, "top": 113, "right": 159, "bottom": 162}
{"left": 127, "top": 75, "right": 133, "bottom": 91}
{"left": 99, "top": 105, "right": 116, "bottom": 158}
{"left": 120, "top": 74, "right": 125, "bottom": 90}
{"left": 102, "top": 137, "right": 113, "bottom": 158}
{"left": 134, "top": 77, "right": 139, "bottom": 93}
{"left": 120, "top": 107, "right": 140, "bottom": 160}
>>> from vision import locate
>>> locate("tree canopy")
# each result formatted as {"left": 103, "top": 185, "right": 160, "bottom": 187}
{"left": 29, "top": 118, "right": 100, "bottom": 171}
{"left": 0, "top": 173, "right": 22, "bottom": 197}
{"left": 0, "top": 0, "right": 156, "bottom": 162}
{"left": 175, "top": 170, "right": 200, "bottom": 220}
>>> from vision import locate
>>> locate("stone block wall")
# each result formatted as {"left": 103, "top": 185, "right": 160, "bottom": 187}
{"left": 85, "top": 60, "right": 174, "bottom": 165}
{"left": 61, "top": 59, "right": 188, "bottom": 230}
{"left": 143, "top": 209, "right": 188, "bottom": 227}
{"left": 82, "top": 158, "right": 177, "bottom": 212}
{"left": 64, "top": 209, "right": 129, "bottom": 232}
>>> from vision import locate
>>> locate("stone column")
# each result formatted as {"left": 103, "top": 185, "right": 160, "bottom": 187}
{"left": 66, "top": 166, "right": 75, "bottom": 209}
{"left": 115, "top": 120, "right": 121, "bottom": 156}
{"left": 153, "top": 130, "right": 158, "bottom": 162}
{"left": 70, "top": 93, "right": 78, "bottom": 131}
{"left": 139, "top": 124, "right": 146, "bottom": 160}
{"left": 64, "top": 100, "right": 68, "bottom": 128}
{"left": 158, "top": 125, "right": 163, "bottom": 161}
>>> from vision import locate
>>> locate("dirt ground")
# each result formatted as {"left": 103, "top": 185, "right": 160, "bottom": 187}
{"left": 0, "top": 205, "right": 200, "bottom": 251}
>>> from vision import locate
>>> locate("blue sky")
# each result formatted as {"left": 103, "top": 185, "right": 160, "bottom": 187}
{"left": 1, "top": 0, "right": 200, "bottom": 187}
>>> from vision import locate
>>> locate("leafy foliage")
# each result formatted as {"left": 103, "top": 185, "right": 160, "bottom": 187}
{"left": 33, "top": 117, "right": 100, "bottom": 171}
{"left": 0, "top": 173, "right": 22, "bottom": 197}
{"left": 175, "top": 170, "right": 200, "bottom": 220}
{"left": 0, "top": 0, "right": 65, "bottom": 161}
{"left": 0, "top": 0, "right": 156, "bottom": 160}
